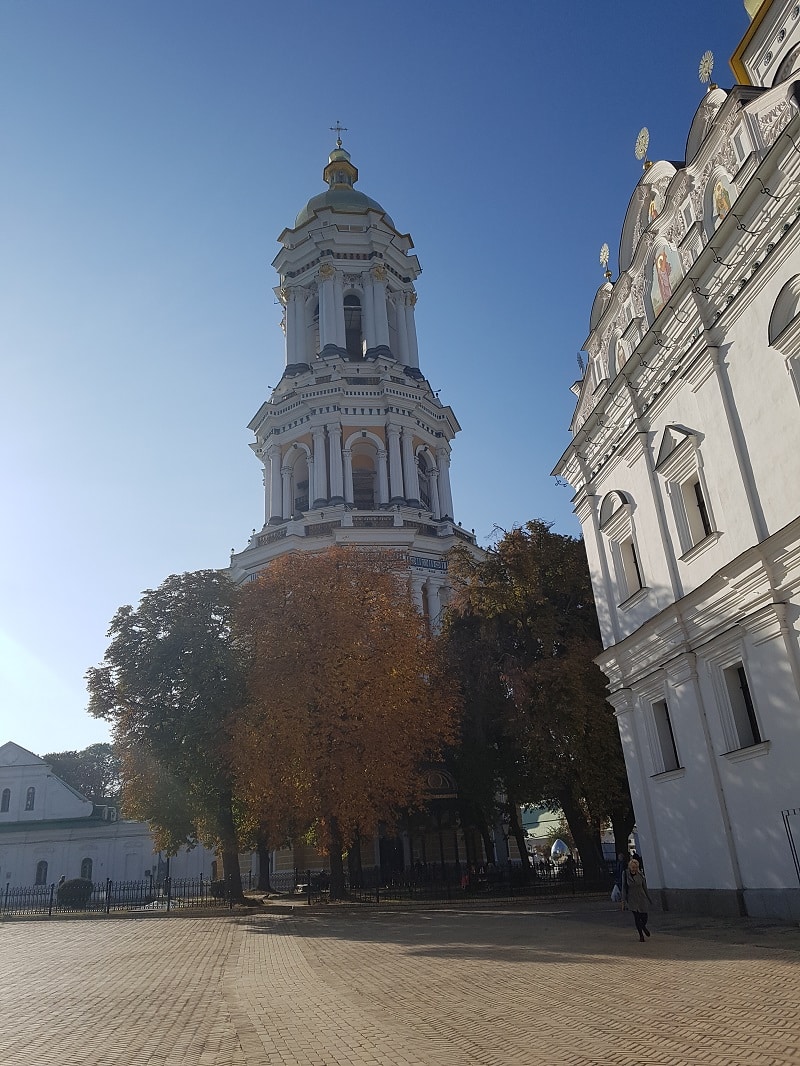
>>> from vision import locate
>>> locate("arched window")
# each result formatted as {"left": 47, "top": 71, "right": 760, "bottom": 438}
{"left": 0, "top": 788, "right": 9, "bottom": 812}
{"left": 81, "top": 857, "right": 93, "bottom": 881}
{"left": 290, "top": 454, "right": 309, "bottom": 515}
{"left": 344, "top": 295, "right": 363, "bottom": 359}
{"left": 25, "top": 787, "right": 35, "bottom": 811}
{"left": 350, "top": 440, "right": 377, "bottom": 509}
{"left": 599, "top": 491, "right": 646, "bottom": 604}
{"left": 35, "top": 860, "right": 48, "bottom": 885}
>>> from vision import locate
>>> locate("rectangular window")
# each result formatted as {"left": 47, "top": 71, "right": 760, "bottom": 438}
{"left": 723, "top": 663, "right": 762, "bottom": 748}
{"left": 652, "top": 699, "right": 680, "bottom": 772}
{"left": 681, "top": 477, "right": 713, "bottom": 546}
{"left": 620, "top": 538, "right": 643, "bottom": 599}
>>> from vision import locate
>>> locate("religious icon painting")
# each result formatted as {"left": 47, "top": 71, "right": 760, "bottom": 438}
{"left": 649, "top": 243, "right": 683, "bottom": 319}
{"left": 646, "top": 189, "right": 665, "bottom": 225}
{"left": 708, "top": 175, "right": 736, "bottom": 229}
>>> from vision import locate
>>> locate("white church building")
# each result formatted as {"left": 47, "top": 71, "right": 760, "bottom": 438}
{"left": 554, "top": 0, "right": 800, "bottom": 919}
{"left": 0, "top": 742, "right": 214, "bottom": 889}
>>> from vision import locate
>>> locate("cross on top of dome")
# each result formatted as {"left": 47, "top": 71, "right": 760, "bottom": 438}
{"left": 330, "top": 120, "right": 348, "bottom": 149}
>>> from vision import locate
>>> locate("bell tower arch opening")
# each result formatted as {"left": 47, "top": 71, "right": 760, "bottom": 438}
{"left": 344, "top": 294, "right": 364, "bottom": 359}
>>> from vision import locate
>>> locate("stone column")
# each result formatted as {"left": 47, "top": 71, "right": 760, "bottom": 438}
{"left": 429, "top": 468, "right": 441, "bottom": 518}
{"left": 342, "top": 449, "right": 354, "bottom": 505}
{"left": 410, "top": 574, "right": 425, "bottom": 612}
{"left": 268, "top": 445, "right": 282, "bottom": 523}
{"left": 377, "top": 448, "right": 389, "bottom": 506}
{"left": 401, "top": 428, "right": 420, "bottom": 504}
{"left": 333, "top": 271, "right": 345, "bottom": 349}
{"left": 387, "top": 424, "right": 404, "bottom": 502}
{"left": 395, "top": 292, "right": 410, "bottom": 364}
{"left": 425, "top": 581, "right": 442, "bottom": 631}
{"left": 327, "top": 424, "right": 344, "bottom": 503}
{"left": 405, "top": 292, "right": 420, "bottom": 368}
{"left": 362, "top": 280, "right": 376, "bottom": 350}
{"left": 281, "top": 466, "right": 292, "bottom": 521}
{"left": 312, "top": 427, "right": 328, "bottom": 507}
{"left": 319, "top": 264, "right": 336, "bottom": 349}
{"left": 436, "top": 446, "right": 453, "bottom": 519}
{"left": 371, "top": 265, "right": 390, "bottom": 348}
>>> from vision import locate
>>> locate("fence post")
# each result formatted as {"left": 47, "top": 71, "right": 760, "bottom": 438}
{"left": 307, "top": 869, "right": 312, "bottom": 906}
{"left": 105, "top": 878, "right": 112, "bottom": 914}
{"left": 228, "top": 874, "right": 234, "bottom": 910}
{"left": 166, "top": 876, "right": 172, "bottom": 913}
{"left": 48, "top": 883, "right": 55, "bottom": 917}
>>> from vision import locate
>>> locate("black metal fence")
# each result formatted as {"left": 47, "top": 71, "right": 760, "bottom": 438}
{"left": 0, "top": 876, "right": 237, "bottom": 918}
{"left": 296, "top": 859, "right": 616, "bottom": 905}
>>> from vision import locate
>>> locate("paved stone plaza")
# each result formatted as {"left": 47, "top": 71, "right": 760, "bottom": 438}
{"left": 1, "top": 898, "right": 798, "bottom": 1066}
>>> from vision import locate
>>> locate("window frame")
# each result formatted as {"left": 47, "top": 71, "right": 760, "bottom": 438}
{"left": 25, "top": 786, "right": 35, "bottom": 811}
{"left": 0, "top": 788, "right": 9, "bottom": 813}
{"left": 655, "top": 430, "right": 719, "bottom": 557}
{"left": 722, "top": 662, "right": 763, "bottom": 751}
{"left": 599, "top": 494, "right": 648, "bottom": 607}
{"left": 704, "top": 638, "right": 769, "bottom": 757}
{"left": 651, "top": 698, "right": 682, "bottom": 773}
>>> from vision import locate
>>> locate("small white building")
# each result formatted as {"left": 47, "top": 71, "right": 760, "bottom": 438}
{"left": 553, "top": 1, "right": 800, "bottom": 919}
{"left": 0, "top": 743, "right": 214, "bottom": 888}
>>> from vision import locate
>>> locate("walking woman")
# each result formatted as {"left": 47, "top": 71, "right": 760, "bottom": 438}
{"left": 623, "top": 857, "right": 653, "bottom": 942}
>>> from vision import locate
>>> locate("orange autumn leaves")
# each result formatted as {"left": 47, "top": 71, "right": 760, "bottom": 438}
{"left": 230, "top": 546, "right": 460, "bottom": 853}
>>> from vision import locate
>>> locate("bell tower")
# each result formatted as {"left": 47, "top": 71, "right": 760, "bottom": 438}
{"left": 229, "top": 136, "right": 477, "bottom": 621}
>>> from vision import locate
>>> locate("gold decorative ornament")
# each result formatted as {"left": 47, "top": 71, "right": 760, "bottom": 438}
{"left": 319, "top": 263, "right": 335, "bottom": 279}
{"left": 371, "top": 264, "right": 387, "bottom": 282}
{"left": 698, "top": 50, "right": 715, "bottom": 88}
{"left": 599, "top": 242, "right": 612, "bottom": 280}
{"left": 635, "top": 126, "right": 652, "bottom": 169}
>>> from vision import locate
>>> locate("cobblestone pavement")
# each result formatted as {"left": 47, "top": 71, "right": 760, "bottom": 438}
{"left": 1, "top": 898, "right": 799, "bottom": 1066}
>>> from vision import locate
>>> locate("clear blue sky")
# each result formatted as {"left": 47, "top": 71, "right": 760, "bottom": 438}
{"left": 1, "top": 1, "right": 750, "bottom": 755}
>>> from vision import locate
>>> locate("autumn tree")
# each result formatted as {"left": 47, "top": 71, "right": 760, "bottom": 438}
{"left": 231, "top": 546, "right": 460, "bottom": 900}
{"left": 86, "top": 570, "right": 249, "bottom": 900}
{"left": 444, "top": 521, "right": 634, "bottom": 878}
{"left": 43, "top": 743, "right": 122, "bottom": 803}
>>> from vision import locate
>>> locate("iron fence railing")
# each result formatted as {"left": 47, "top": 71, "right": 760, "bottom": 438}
{"left": 0, "top": 876, "right": 237, "bottom": 918}
{"left": 296, "top": 860, "right": 616, "bottom": 905}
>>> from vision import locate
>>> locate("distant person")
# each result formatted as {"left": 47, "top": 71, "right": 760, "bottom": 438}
{"left": 622, "top": 857, "right": 653, "bottom": 942}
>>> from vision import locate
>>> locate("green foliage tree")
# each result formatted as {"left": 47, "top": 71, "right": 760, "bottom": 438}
{"left": 86, "top": 570, "right": 248, "bottom": 901}
{"left": 43, "top": 743, "right": 122, "bottom": 803}
{"left": 444, "top": 520, "right": 634, "bottom": 878}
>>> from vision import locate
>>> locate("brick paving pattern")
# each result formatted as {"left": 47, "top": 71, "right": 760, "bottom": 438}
{"left": 1, "top": 899, "right": 798, "bottom": 1065}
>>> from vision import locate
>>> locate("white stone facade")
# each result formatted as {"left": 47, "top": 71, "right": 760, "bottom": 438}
{"left": 0, "top": 743, "right": 214, "bottom": 888}
{"left": 554, "top": 1, "right": 800, "bottom": 919}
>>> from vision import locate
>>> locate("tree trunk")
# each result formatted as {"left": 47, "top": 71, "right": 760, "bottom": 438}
{"left": 556, "top": 788, "right": 604, "bottom": 880}
{"left": 610, "top": 805, "right": 635, "bottom": 861}
{"left": 328, "top": 816, "right": 347, "bottom": 900}
{"left": 218, "top": 792, "right": 244, "bottom": 902}
{"left": 476, "top": 809, "right": 495, "bottom": 864}
{"left": 347, "top": 834, "right": 363, "bottom": 889}
{"left": 256, "top": 827, "right": 273, "bottom": 893}
{"left": 506, "top": 799, "right": 531, "bottom": 882}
